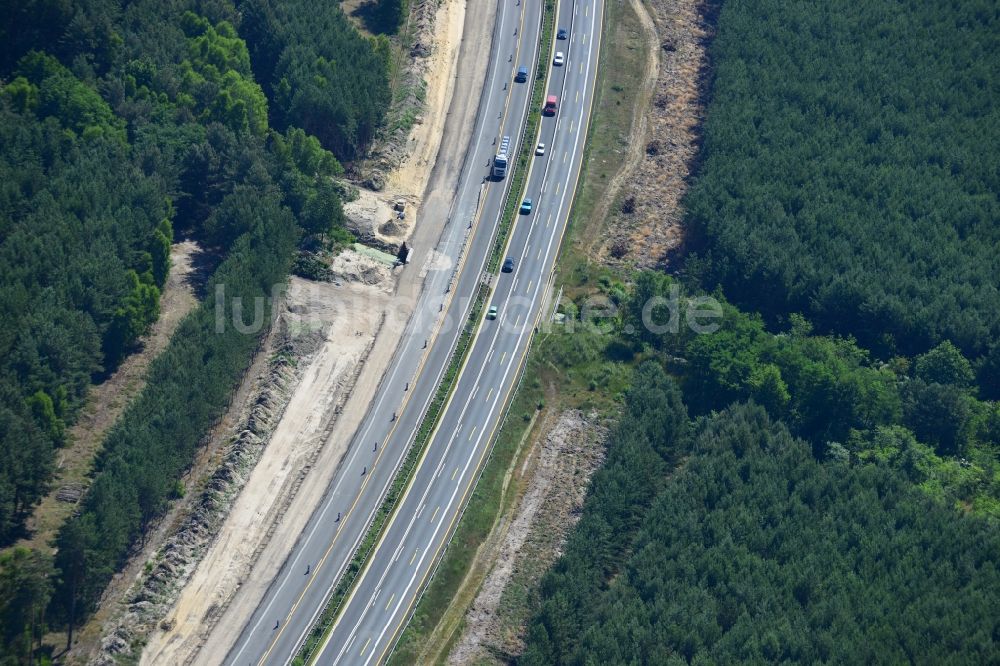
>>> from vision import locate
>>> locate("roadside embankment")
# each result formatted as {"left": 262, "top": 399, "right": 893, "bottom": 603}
{"left": 117, "top": 0, "right": 499, "bottom": 662}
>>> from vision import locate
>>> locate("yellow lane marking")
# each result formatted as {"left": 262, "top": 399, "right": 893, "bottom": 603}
{"left": 384, "top": 593, "right": 395, "bottom": 611}
{"left": 430, "top": 506, "right": 440, "bottom": 523}
{"left": 409, "top": 549, "right": 419, "bottom": 565}
{"left": 371, "top": 0, "right": 591, "bottom": 658}
{"left": 374, "top": 0, "right": 605, "bottom": 661}
{"left": 304, "top": 0, "right": 546, "bottom": 659}
{"left": 451, "top": 467, "right": 459, "bottom": 480}
{"left": 360, "top": 637, "right": 371, "bottom": 656}
{"left": 468, "top": 426, "right": 478, "bottom": 441}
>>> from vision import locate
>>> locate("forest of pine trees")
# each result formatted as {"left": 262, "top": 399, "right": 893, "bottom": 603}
{"left": 0, "top": 0, "right": 391, "bottom": 657}
{"left": 523, "top": 387, "right": 1000, "bottom": 664}
{"left": 685, "top": 0, "right": 1000, "bottom": 361}
{"left": 521, "top": 0, "right": 999, "bottom": 661}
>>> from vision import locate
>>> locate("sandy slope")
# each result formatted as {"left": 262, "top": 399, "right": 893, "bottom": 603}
{"left": 137, "top": 0, "right": 496, "bottom": 661}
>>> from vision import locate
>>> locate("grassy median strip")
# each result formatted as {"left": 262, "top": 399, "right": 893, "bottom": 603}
{"left": 293, "top": 3, "right": 557, "bottom": 662}
{"left": 488, "top": 0, "right": 556, "bottom": 275}
{"left": 389, "top": 0, "right": 655, "bottom": 660}
{"left": 294, "top": 284, "right": 488, "bottom": 665}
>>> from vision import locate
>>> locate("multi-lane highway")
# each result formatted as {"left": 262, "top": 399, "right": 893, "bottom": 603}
{"left": 223, "top": 0, "right": 601, "bottom": 660}
{"left": 224, "top": 0, "right": 543, "bottom": 662}
{"left": 310, "top": 0, "right": 603, "bottom": 661}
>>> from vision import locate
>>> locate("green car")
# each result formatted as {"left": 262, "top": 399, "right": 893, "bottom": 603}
{"left": 519, "top": 198, "right": 533, "bottom": 214}
{"left": 487, "top": 305, "right": 498, "bottom": 320}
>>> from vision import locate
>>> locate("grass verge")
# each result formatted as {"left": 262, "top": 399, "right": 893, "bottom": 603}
{"left": 387, "top": 0, "right": 650, "bottom": 662}
{"left": 487, "top": 0, "right": 556, "bottom": 274}
{"left": 293, "top": 1, "right": 558, "bottom": 661}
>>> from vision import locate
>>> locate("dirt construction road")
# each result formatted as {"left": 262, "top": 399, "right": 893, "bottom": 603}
{"left": 139, "top": 0, "right": 495, "bottom": 662}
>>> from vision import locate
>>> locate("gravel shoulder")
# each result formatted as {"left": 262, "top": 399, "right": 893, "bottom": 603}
{"left": 444, "top": 410, "right": 607, "bottom": 664}
{"left": 117, "top": 0, "right": 498, "bottom": 662}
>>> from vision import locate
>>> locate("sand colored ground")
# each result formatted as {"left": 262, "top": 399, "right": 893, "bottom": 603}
{"left": 446, "top": 410, "right": 606, "bottom": 663}
{"left": 9, "top": 241, "right": 202, "bottom": 559}
{"left": 386, "top": 0, "right": 466, "bottom": 202}
{"left": 345, "top": 0, "right": 467, "bottom": 247}
{"left": 584, "top": 0, "right": 659, "bottom": 261}
{"left": 595, "top": 0, "right": 713, "bottom": 267}
{"left": 141, "top": 270, "right": 390, "bottom": 665}
{"left": 136, "top": 0, "right": 497, "bottom": 661}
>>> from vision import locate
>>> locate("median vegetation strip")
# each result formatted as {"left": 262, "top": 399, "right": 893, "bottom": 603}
{"left": 488, "top": 0, "right": 556, "bottom": 274}
{"left": 293, "top": 2, "right": 558, "bottom": 661}
{"left": 390, "top": 0, "right": 656, "bottom": 660}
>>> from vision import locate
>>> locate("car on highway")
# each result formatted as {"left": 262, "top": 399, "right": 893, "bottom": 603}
{"left": 486, "top": 305, "right": 498, "bottom": 320}
{"left": 520, "top": 198, "right": 533, "bottom": 214}
{"left": 502, "top": 257, "right": 515, "bottom": 273}
{"left": 536, "top": 142, "right": 545, "bottom": 156}
{"left": 557, "top": 27, "right": 568, "bottom": 39}
{"left": 553, "top": 51, "right": 565, "bottom": 66}
{"left": 543, "top": 95, "right": 558, "bottom": 115}
{"left": 515, "top": 65, "right": 528, "bottom": 83}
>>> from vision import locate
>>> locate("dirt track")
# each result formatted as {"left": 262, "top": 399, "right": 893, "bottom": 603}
{"left": 595, "top": 0, "right": 713, "bottom": 267}
{"left": 10, "top": 242, "right": 203, "bottom": 560}
{"left": 445, "top": 410, "right": 607, "bottom": 664}
{"left": 132, "top": 0, "right": 498, "bottom": 662}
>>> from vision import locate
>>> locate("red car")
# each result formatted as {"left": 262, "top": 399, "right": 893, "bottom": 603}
{"left": 543, "top": 95, "right": 558, "bottom": 115}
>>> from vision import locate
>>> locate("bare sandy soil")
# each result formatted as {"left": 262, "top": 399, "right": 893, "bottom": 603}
{"left": 386, "top": 0, "right": 466, "bottom": 201}
{"left": 444, "top": 410, "right": 607, "bottom": 664}
{"left": 11, "top": 241, "right": 202, "bottom": 557}
{"left": 139, "top": 270, "right": 390, "bottom": 665}
{"left": 344, "top": 0, "right": 467, "bottom": 250}
{"left": 130, "top": 0, "right": 497, "bottom": 661}
{"left": 595, "top": 0, "right": 713, "bottom": 268}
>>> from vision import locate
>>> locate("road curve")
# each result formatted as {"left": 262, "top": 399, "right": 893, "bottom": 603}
{"left": 312, "top": 0, "right": 604, "bottom": 660}
{"left": 223, "top": 0, "right": 548, "bottom": 662}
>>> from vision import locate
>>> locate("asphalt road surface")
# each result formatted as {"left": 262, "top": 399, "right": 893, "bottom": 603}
{"left": 223, "top": 0, "right": 551, "bottom": 662}
{"left": 310, "top": 0, "right": 604, "bottom": 661}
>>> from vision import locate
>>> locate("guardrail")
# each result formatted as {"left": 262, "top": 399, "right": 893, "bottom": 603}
{"left": 293, "top": 0, "right": 557, "bottom": 662}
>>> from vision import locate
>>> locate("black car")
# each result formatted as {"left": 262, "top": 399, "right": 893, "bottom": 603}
{"left": 557, "top": 27, "right": 568, "bottom": 39}
{"left": 502, "top": 257, "right": 515, "bottom": 273}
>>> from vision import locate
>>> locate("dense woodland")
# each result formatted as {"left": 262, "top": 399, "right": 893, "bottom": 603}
{"left": 523, "top": 386, "right": 1000, "bottom": 664}
{"left": 239, "top": 0, "right": 393, "bottom": 159}
{"left": 522, "top": 0, "right": 999, "bottom": 661}
{"left": 2, "top": 0, "right": 998, "bottom": 661}
{"left": 0, "top": 0, "right": 391, "bottom": 658}
{"left": 685, "top": 0, "right": 1000, "bottom": 362}
{"left": 0, "top": 59, "right": 169, "bottom": 544}
{"left": 626, "top": 272, "right": 1000, "bottom": 516}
